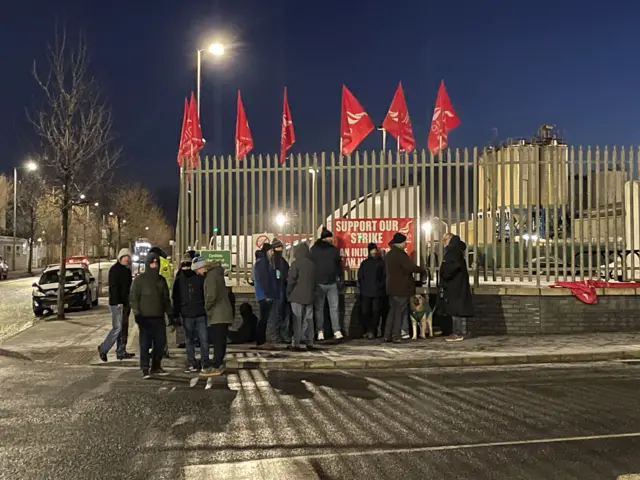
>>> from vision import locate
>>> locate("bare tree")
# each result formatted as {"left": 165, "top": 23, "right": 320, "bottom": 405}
{"left": 0, "top": 175, "right": 11, "bottom": 234}
{"left": 16, "top": 174, "right": 46, "bottom": 274}
{"left": 112, "top": 184, "right": 173, "bottom": 250}
{"left": 29, "top": 28, "right": 120, "bottom": 319}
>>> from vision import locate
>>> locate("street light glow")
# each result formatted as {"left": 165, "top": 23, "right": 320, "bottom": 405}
{"left": 122, "top": 219, "right": 127, "bottom": 224}
{"left": 25, "top": 160, "right": 38, "bottom": 172}
{"left": 145, "top": 226, "right": 149, "bottom": 231}
{"left": 275, "top": 214, "right": 286, "bottom": 227}
{"left": 208, "top": 43, "right": 225, "bottom": 56}
{"left": 422, "top": 221, "right": 432, "bottom": 235}
{"left": 80, "top": 194, "right": 86, "bottom": 200}
{"left": 94, "top": 202, "right": 99, "bottom": 207}
{"left": 109, "top": 212, "right": 114, "bottom": 216}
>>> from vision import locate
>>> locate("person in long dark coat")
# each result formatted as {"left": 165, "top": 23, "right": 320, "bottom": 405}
{"left": 439, "top": 233, "right": 473, "bottom": 342}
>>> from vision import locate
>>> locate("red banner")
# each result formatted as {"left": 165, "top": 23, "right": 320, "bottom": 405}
{"left": 334, "top": 218, "right": 415, "bottom": 269}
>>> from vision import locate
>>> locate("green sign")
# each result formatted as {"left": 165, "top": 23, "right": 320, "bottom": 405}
{"left": 196, "top": 250, "right": 231, "bottom": 270}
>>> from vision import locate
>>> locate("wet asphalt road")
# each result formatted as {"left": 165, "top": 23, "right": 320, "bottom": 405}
{"left": 0, "top": 359, "right": 639, "bottom": 479}
{"left": 0, "top": 276, "right": 39, "bottom": 341}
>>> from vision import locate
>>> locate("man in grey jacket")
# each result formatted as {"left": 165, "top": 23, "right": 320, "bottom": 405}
{"left": 286, "top": 243, "right": 316, "bottom": 350}
{"left": 192, "top": 258, "right": 232, "bottom": 376}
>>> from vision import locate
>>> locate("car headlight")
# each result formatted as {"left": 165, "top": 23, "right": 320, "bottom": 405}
{"left": 33, "top": 289, "right": 46, "bottom": 297}
{"left": 72, "top": 285, "right": 87, "bottom": 293}
{"left": 132, "top": 255, "right": 140, "bottom": 262}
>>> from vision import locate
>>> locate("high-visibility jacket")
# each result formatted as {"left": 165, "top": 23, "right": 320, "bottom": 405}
{"left": 158, "top": 256, "right": 174, "bottom": 289}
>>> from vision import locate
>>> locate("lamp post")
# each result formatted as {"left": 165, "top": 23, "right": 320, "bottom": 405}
{"left": 12, "top": 160, "right": 38, "bottom": 271}
{"left": 196, "top": 42, "right": 225, "bottom": 116}
{"left": 308, "top": 168, "right": 319, "bottom": 237}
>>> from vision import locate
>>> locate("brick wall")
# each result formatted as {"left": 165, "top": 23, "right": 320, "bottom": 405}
{"left": 232, "top": 288, "right": 640, "bottom": 338}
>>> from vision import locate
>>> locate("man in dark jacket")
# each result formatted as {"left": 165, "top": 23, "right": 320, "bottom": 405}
{"left": 310, "top": 228, "right": 343, "bottom": 340}
{"left": 172, "top": 255, "right": 211, "bottom": 374}
{"left": 98, "top": 248, "right": 134, "bottom": 362}
{"left": 193, "top": 258, "right": 232, "bottom": 376}
{"left": 384, "top": 232, "right": 425, "bottom": 343}
{"left": 358, "top": 243, "right": 386, "bottom": 339}
{"left": 440, "top": 233, "right": 473, "bottom": 342}
{"left": 130, "top": 253, "right": 174, "bottom": 378}
{"left": 253, "top": 243, "right": 277, "bottom": 346}
{"left": 271, "top": 237, "right": 291, "bottom": 343}
{"left": 287, "top": 242, "right": 316, "bottom": 350}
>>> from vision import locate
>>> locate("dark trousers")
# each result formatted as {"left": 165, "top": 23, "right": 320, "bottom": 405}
{"left": 120, "top": 305, "right": 130, "bottom": 349}
{"left": 138, "top": 317, "right": 167, "bottom": 371}
{"left": 384, "top": 296, "right": 409, "bottom": 340}
{"left": 256, "top": 299, "right": 273, "bottom": 345}
{"left": 360, "top": 296, "right": 382, "bottom": 335}
{"left": 209, "top": 323, "right": 229, "bottom": 368}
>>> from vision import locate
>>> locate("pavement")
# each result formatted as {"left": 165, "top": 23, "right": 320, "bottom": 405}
{"left": 2, "top": 308, "right": 640, "bottom": 371}
{"left": 0, "top": 355, "right": 639, "bottom": 479}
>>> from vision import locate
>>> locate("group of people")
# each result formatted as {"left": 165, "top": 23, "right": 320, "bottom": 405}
{"left": 358, "top": 231, "right": 473, "bottom": 342}
{"left": 253, "top": 229, "right": 344, "bottom": 350}
{"left": 252, "top": 227, "right": 473, "bottom": 349}
{"left": 97, "top": 247, "right": 232, "bottom": 379}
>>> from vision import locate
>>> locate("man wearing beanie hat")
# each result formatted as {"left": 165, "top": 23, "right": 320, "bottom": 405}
{"left": 270, "top": 237, "right": 290, "bottom": 343}
{"left": 384, "top": 232, "right": 425, "bottom": 343}
{"left": 253, "top": 243, "right": 277, "bottom": 346}
{"left": 357, "top": 243, "right": 386, "bottom": 339}
{"left": 310, "top": 227, "right": 343, "bottom": 340}
{"left": 98, "top": 248, "right": 134, "bottom": 362}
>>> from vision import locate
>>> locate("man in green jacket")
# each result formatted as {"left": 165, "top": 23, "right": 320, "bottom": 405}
{"left": 130, "top": 252, "right": 175, "bottom": 379}
{"left": 192, "top": 257, "right": 232, "bottom": 376}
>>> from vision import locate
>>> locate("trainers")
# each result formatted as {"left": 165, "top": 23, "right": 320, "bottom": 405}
{"left": 334, "top": 331, "right": 344, "bottom": 340}
{"left": 184, "top": 365, "right": 199, "bottom": 374}
{"left": 97, "top": 346, "right": 107, "bottom": 362}
{"left": 445, "top": 334, "right": 464, "bottom": 342}
{"left": 150, "top": 367, "right": 169, "bottom": 376}
{"left": 142, "top": 369, "right": 151, "bottom": 379}
{"left": 317, "top": 331, "right": 325, "bottom": 341}
{"left": 401, "top": 331, "right": 410, "bottom": 340}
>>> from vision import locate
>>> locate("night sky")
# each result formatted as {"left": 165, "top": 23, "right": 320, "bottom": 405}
{"left": 1, "top": 1, "right": 638, "bottom": 210}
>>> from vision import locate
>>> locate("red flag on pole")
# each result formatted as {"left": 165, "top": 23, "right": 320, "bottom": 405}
{"left": 381, "top": 82, "right": 415, "bottom": 153}
{"left": 188, "top": 91, "right": 205, "bottom": 167}
{"left": 428, "top": 80, "right": 460, "bottom": 156}
{"left": 280, "top": 87, "right": 295, "bottom": 163}
{"left": 340, "top": 85, "right": 374, "bottom": 156}
{"left": 235, "top": 90, "right": 253, "bottom": 160}
{"left": 177, "top": 98, "right": 189, "bottom": 167}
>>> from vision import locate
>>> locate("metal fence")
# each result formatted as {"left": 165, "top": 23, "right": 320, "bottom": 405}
{"left": 176, "top": 144, "right": 640, "bottom": 287}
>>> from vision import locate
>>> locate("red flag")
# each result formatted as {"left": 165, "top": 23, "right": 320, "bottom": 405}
{"left": 340, "top": 85, "right": 374, "bottom": 156}
{"left": 235, "top": 90, "right": 253, "bottom": 159}
{"left": 280, "top": 87, "right": 295, "bottom": 163}
{"left": 428, "top": 81, "right": 460, "bottom": 156}
{"left": 381, "top": 82, "right": 415, "bottom": 153}
{"left": 178, "top": 92, "right": 205, "bottom": 168}
{"left": 177, "top": 98, "right": 189, "bottom": 167}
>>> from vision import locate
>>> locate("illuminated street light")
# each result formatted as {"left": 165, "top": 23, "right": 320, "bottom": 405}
{"left": 109, "top": 212, "right": 114, "bottom": 216}
{"left": 80, "top": 194, "right": 86, "bottom": 200}
{"left": 145, "top": 226, "right": 149, "bottom": 231}
{"left": 275, "top": 214, "right": 287, "bottom": 227}
{"left": 25, "top": 160, "right": 38, "bottom": 172}
{"left": 94, "top": 202, "right": 99, "bottom": 207}
{"left": 208, "top": 43, "right": 225, "bottom": 56}
{"left": 422, "top": 221, "right": 432, "bottom": 235}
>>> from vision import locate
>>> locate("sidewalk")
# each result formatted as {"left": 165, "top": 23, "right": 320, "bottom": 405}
{"left": 2, "top": 308, "right": 640, "bottom": 370}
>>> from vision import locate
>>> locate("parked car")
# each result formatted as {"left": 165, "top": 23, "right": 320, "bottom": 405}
{"left": 32, "top": 264, "right": 98, "bottom": 316}
{"left": 67, "top": 256, "right": 90, "bottom": 267}
{"left": 0, "top": 256, "right": 8, "bottom": 280}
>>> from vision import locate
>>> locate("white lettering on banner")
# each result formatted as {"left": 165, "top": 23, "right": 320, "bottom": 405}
{"left": 379, "top": 220, "right": 399, "bottom": 231}
{"left": 349, "top": 232, "right": 383, "bottom": 244}
{"left": 335, "top": 220, "right": 378, "bottom": 232}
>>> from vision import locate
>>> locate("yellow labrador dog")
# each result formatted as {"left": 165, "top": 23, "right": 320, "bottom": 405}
{"left": 410, "top": 295, "right": 433, "bottom": 340}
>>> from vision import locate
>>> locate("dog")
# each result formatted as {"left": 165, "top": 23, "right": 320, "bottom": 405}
{"left": 410, "top": 294, "right": 433, "bottom": 340}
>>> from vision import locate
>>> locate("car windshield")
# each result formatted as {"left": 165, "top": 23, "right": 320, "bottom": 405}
{"left": 39, "top": 268, "right": 85, "bottom": 285}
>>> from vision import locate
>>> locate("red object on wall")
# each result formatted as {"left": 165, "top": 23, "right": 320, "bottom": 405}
{"left": 551, "top": 280, "right": 638, "bottom": 304}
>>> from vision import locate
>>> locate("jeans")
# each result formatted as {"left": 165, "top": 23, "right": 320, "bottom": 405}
{"left": 360, "top": 297, "right": 382, "bottom": 335}
{"left": 291, "top": 303, "right": 314, "bottom": 347}
{"left": 183, "top": 316, "right": 210, "bottom": 368}
{"left": 452, "top": 316, "right": 464, "bottom": 336}
{"left": 138, "top": 317, "right": 167, "bottom": 371}
{"left": 384, "top": 296, "right": 409, "bottom": 340}
{"left": 277, "top": 299, "right": 291, "bottom": 343}
{"left": 256, "top": 299, "right": 273, "bottom": 345}
{"left": 209, "top": 323, "right": 229, "bottom": 368}
{"left": 315, "top": 283, "right": 340, "bottom": 335}
{"left": 100, "top": 305, "right": 128, "bottom": 357}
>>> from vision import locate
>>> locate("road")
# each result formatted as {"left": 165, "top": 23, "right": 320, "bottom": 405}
{"left": 0, "top": 360, "right": 639, "bottom": 479}
{"left": 0, "top": 262, "right": 112, "bottom": 342}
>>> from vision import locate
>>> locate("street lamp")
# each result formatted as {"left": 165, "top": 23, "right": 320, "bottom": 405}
{"left": 196, "top": 41, "right": 226, "bottom": 115}
{"left": 13, "top": 160, "right": 38, "bottom": 271}
{"left": 79, "top": 193, "right": 86, "bottom": 200}
{"left": 275, "top": 214, "right": 287, "bottom": 228}
{"left": 308, "top": 168, "right": 319, "bottom": 237}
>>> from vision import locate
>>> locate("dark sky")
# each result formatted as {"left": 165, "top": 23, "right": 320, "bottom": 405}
{"left": 1, "top": 1, "right": 638, "bottom": 201}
